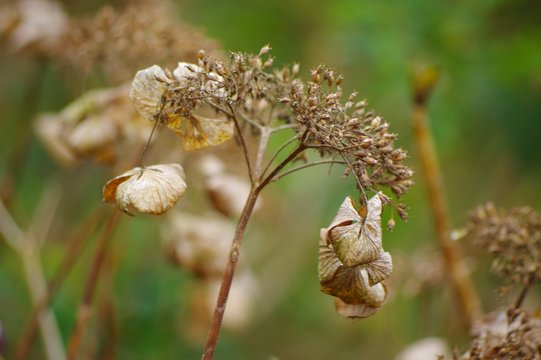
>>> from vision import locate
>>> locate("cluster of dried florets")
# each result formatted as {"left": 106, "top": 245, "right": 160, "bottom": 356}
{"left": 319, "top": 193, "right": 392, "bottom": 318}
{"left": 128, "top": 48, "right": 411, "bottom": 207}
{"left": 460, "top": 309, "right": 541, "bottom": 360}
{"left": 57, "top": 1, "right": 220, "bottom": 84}
{"left": 466, "top": 203, "right": 541, "bottom": 289}
{"left": 284, "top": 65, "right": 413, "bottom": 201}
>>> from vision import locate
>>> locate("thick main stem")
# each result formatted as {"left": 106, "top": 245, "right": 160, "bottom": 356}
{"left": 201, "top": 187, "right": 261, "bottom": 360}
{"left": 412, "top": 104, "right": 481, "bottom": 326}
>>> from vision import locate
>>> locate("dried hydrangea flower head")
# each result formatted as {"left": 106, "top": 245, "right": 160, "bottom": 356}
{"left": 54, "top": 1, "right": 220, "bottom": 83}
{"left": 286, "top": 65, "right": 413, "bottom": 203}
{"left": 462, "top": 309, "right": 541, "bottom": 360}
{"left": 319, "top": 193, "right": 392, "bottom": 318}
{"left": 466, "top": 203, "right": 541, "bottom": 290}
{"left": 129, "top": 63, "right": 234, "bottom": 150}
{"left": 103, "top": 163, "right": 187, "bottom": 216}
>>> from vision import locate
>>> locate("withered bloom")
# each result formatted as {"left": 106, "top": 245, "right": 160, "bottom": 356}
{"left": 319, "top": 194, "right": 392, "bottom": 318}
{"left": 129, "top": 63, "right": 234, "bottom": 150}
{"left": 103, "top": 163, "right": 187, "bottom": 216}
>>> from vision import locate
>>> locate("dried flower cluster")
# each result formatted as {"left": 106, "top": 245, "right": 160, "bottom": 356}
{"left": 467, "top": 203, "right": 541, "bottom": 288}
{"left": 460, "top": 309, "right": 541, "bottom": 360}
{"left": 129, "top": 47, "right": 412, "bottom": 211}
{"left": 56, "top": 1, "right": 220, "bottom": 83}
{"left": 286, "top": 65, "right": 413, "bottom": 201}
{"left": 35, "top": 85, "right": 152, "bottom": 166}
{"left": 319, "top": 194, "right": 392, "bottom": 318}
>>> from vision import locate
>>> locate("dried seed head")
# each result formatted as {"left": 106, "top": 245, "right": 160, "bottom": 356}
{"left": 103, "top": 163, "right": 187, "bottom": 216}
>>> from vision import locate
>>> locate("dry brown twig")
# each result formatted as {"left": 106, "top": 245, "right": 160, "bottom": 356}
{"left": 410, "top": 64, "right": 482, "bottom": 326}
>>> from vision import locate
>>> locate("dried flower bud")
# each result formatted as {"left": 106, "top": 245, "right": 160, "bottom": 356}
{"left": 103, "top": 163, "right": 186, "bottom": 216}
{"left": 258, "top": 44, "right": 271, "bottom": 56}
{"left": 319, "top": 194, "right": 392, "bottom": 318}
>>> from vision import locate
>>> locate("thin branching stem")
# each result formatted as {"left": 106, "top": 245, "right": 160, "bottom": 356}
{"left": 261, "top": 135, "right": 298, "bottom": 177}
{"left": 67, "top": 210, "right": 122, "bottom": 360}
{"left": 254, "top": 127, "right": 271, "bottom": 177}
{"left": 269, "top": 159, "right": 346, "bottom": 184}
{"left": 513, "top": 274, "right": 533, "bottom": 310}
{"left": 202, "top": 143, "right": 307, "bottom": 359}
{"left": 227, "top": 104, "right": 254, "bottom": 184}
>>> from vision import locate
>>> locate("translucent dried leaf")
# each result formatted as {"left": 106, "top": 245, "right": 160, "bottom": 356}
{"left": 102, "top": 163, "right": 186, "bottom": 216}
{"left": 166, "top": 113, "right": 233, "bottom": 150}
{"left": 129, "top": 65, "right": 169, "bottom": 121}
{"left": 326, "top": 195, "right": 383, "bottom": 266}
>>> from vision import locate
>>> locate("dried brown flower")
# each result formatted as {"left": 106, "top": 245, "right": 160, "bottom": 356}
{"left": 318, "top": 194, "right": 392, "bottom": 318}
{"left": 466, "top": 203, "right": 541, "bottom": 288}
{"left": 462, "top": 309, "right": 541, "bottom": 360}
{"left": 34, "top": 84, "right": 153, "bottom": 166}
{"left": 103, "top": 163, "right": 186, "bottom": 216}
{"left": 55, "top": 1, "right": 220, "bottom": 83}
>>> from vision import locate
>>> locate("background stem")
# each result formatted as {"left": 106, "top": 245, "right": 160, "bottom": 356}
{"left": 412, "top": 103, "right": 481, "bottom": 326}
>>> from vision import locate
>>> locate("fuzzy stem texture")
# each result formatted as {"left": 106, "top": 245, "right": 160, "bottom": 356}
{"left": 412, "top": 103, "right": 481, "bottom": 326}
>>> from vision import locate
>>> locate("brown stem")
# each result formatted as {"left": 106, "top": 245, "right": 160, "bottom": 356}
{"left": 15, "top": 207, "right": 105, "bottom": 360}
{"left": 201, "top": 187, "right": 261, "bottom": 359}
{"left": 201, "top": 144, "right": 307, "bottom": 359}
{"left": 412, "top": 103, "right": 481, "bottom": 326}
{"left": 513, "top": 275, "right": 533, "bottom": 310}
{"left": 67, "top": 210, "right": 121, "bottom": 360}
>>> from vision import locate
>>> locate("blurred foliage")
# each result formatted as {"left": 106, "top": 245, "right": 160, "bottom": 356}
{"left": 1, "top": 0, "right": 541, "bottom": 359}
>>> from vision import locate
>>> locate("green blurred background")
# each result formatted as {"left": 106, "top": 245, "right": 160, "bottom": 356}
{"left": 1, "top": 0, "right": 541, "bottom": 358}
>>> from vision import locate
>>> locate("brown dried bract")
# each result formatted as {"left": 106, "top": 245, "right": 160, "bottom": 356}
{"left": 103, "top": 163, "right": 187, "bottom": 216}
{"left": 319, "top": 194, "right": 392, "bottom": 318}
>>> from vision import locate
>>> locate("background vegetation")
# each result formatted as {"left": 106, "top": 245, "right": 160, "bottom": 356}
{"left": 1, "top": 0, "right": 540, "bottom": 358}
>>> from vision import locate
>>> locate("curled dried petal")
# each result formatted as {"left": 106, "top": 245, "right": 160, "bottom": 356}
{"left": 103, "top": 163, "right": 186, "bottom": 215}
{"left": 318, "top": 194, "right": 391, "bottom": 319}
{"left": 167, "top": 113, "right": 234, "bottom": 150}
{"left": 129, "top": 65, "right": 169, "bottom": 121}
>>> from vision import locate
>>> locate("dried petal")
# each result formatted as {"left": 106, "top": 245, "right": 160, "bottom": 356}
{"left": 66, "top": 115, "right": 118, "bottom": 155}
{"left": 318, "top": 194, "right": 391, "bottom": 319}
{"left": 103, "top": 163, "right": 186, "bottom": 215}
{"left": 129, "top": 65, "right": 169, "bottom": 121}
{"left": 166, "top": 113, "right": 234, "bottom": 150}
{"left": 199, "top": 155, "right": 260, "bottom": 218}
{"left": 163, "top": 212, "right": 234, "bottom": 276}
{"left": 327, "top": 195, "right": 383, "bottom": 266}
